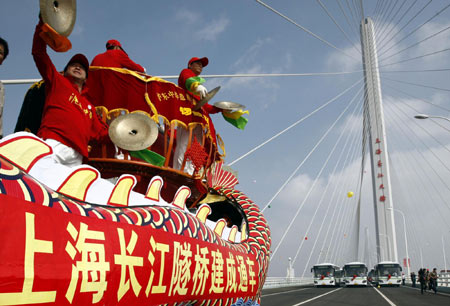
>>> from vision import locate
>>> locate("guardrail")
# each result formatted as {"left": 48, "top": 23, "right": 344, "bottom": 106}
{"left": 263, "top": 277, "right": 313, "bottom": 289}
{"left": 438, "top": 272, "right": 450, "bottom": 287}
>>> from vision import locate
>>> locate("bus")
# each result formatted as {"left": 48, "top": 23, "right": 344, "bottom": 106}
{"left": 342, "top": 262, "right": 368, "bottom": 286}
{"left": 373, "top": 261, "right": 402, "bottom": 287}
{"left": 311, "top": 263, "right": 340, "bottom": 287}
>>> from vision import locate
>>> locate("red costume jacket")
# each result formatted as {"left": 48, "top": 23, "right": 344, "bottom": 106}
{"left": 178, "top": 68, "right": 220, "bottom": 114}
{"left": 91, "top": 49, "right": 145, "bottom": 73}
{"left": 32, "top": 23, "right": 109, "bottom": 158}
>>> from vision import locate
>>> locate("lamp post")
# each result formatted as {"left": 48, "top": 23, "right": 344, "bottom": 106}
{"left": 388, "top": 208, "right": 410, "bottom": 277}
{"left": 414, "top": 114, "right": 450, "bottom": 122}
{"left": 442, "top": 236, "right": 447, "bottom": 273}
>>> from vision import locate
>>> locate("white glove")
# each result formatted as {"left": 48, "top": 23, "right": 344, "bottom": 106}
{"left": 195, "top": 84, "right": 208, "bottom": 99}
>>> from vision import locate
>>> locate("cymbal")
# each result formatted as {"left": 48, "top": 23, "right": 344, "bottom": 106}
{"left": 40, "top": 0, "right": 77, "bottom": 37}
{"left": 193, "top": 86, "right": 221, "bottom": 111}
{"left": 108, "top": 113, "right": 158, "bottom": 151}
{"left": 214, "top": 101, "right": 246, "bottom": 112}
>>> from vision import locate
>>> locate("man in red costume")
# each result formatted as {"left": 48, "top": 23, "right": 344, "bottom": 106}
{"left": 175, "top": 57, "right": 222, "bottom": 174}
{"left": 32, "top": 19, "right": 109, "bottom": 167}
{"left": 91, "top": 39, "right": 145, "bottom": 73}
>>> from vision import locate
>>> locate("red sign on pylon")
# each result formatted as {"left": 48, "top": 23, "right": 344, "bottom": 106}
{"left": 403, "top": 258, "right": 410, "bottom": 267}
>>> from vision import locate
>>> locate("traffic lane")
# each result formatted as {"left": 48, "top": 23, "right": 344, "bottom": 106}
{"left": 261, "top": 286, "right": 337, "bottom": 305}
{"left": 303, "top": 286, "right": 391, "bottom": 306}
{"left": 379, "top": 286, "right": 450, "bottom": 306}
{"left": 261, "top": 286, "right": 392, "bottom": 306}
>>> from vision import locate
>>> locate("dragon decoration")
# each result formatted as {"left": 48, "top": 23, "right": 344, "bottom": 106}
{"left": 0, "top": 133, "right": 271, "bottom": 306}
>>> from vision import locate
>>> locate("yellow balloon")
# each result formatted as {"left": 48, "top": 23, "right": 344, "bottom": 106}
{"left": 347, "top": 191, "right": 354, "bottom": 198}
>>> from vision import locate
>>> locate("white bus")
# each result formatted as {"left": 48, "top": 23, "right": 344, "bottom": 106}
{"left": 373, "top": 261, "right": 402, "bottom": 287}
{"left": 342, "top": 262, "right": 368, "bottom": 286}
{"left": 311, "top": 263, "right": 340, "bottom": 287}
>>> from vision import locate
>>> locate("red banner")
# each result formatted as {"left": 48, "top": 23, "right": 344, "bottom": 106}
{"left": 0, "top": 195, "right": 259, "bottom": 305}
{"left": 86, "top": 67, "right": 214, "bottom": 130}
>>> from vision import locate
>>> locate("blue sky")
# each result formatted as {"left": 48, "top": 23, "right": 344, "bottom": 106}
{"left": 2, "top": 1, "right": 450, "bottom": 277}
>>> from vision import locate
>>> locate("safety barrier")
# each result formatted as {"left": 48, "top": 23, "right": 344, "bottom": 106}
{"left": 438, "top": 272, "right": 450, "bottom": 287}
{"left": 263, "top": 277, "right": 313, "bottom": 289}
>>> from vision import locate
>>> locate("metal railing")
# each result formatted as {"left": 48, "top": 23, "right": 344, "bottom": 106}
{"left": 438, "top": 272, "right": 450, "bottom": 287}
{"left": 263, "top": 273, "right": 449, "bottom": 289}
{"left": 263, "top": 277, "right": 313, "bottom": 289}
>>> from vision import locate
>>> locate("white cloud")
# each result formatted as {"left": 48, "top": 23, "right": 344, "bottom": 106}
{"left": 412, "top": 21, "right": 450, "bottom": 65}
{"left": 174, "top": 9, "right": 199, "bottom": 25}
{"left": 197, "top": 16, "right": 230, "bottom": 41}
{"left": 325, "top": 45, "right": 362, "bottom": 72}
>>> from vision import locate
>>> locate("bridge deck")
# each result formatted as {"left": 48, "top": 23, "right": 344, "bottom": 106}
{"left": 261, "top": 285, "right": 450, "bottom": 305}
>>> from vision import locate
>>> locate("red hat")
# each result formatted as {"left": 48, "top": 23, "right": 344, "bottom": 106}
{"left": 64, "top": 53, "right": 90, "bottom": 77}
{"left": 106, "top": 39, "right": 127, "bottom": 54}
{"left": 106, "top": 39, "right": 122, "bottom": 48}
{"left": 188, "top": 57, "right": 208, "bottom": 67}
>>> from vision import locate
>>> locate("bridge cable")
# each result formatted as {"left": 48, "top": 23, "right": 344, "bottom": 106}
{"left": 383, "top": 102, "right": 450, "bottom": 226}
{"left": 374, "top": 0, "right": 400, "bottom": 39}
{"left": 381, "top": 76, "right": 450, "bottom": 93}
{"left": 330, "top": 162, "right": 363, "bottom": 264}
{"left": 388, "top": 97, "right": 450, "bottom": 164}
{"left": 347, "top": 0, "right": 362, "bottom": 28}
{"left": 385, "top": 100, "right": 450, "bottom": 199}
{"left": 228, "top": 78, "right": 363, "bottom": 166}
{"left": 372, "top": 0, "right": 389, "bottom": 34}
{"left": 382, "top": 68, "right": 450, "bottom": 74}
{"left": 316, "top": 118, "right": 365, "bottom": 265}
{"left": 0, "top": 70, "right": 364, "bottom": 85}
{"left": 293, "top": 97, "right": 365, "bottom": 270}
{"left": 319, "top": 95, "right": 369, "bottom": 264}
{"left": 269, "top": 86, "right": 364, "bottom": 260}
{"left": 258, "top": 83, "right": 363, "bottom": 213}
{"left": 330, "top": 89, "right": 371, "bottom": 264}
{"left": 374, "top": 0, "right": 395, "bottom": 37}
{"left": 378, "top": 2, "right": 450, "bottom": 60}
{"left": 337, "top": 0, "right": 361, "bottom": 42}
{"left": 254, "top": 0, "right": 360, "bottom": 61}
{"left": 290, "top": 89, "right": 364, "bottom": 265}
{"left": 317, "top": 86, "right": 369, "bottom": 266}
{"left": 371, "top": 0, "right": 383, "bottom": 19}
{"left": 375, "top": 0, "right": 407, "bottom": 46}
{"left": 388, "top": 144, "right": 439, "bottom": 267}
{"left": 357, "top": 0, "right": 365, "bottom": 23}
{"left": 383, "top": 83, "right": 450, "bottom": 113}
{"left": 379, "top": 47, "right": 450, "bottom": 68}
{"left": 376, "top": 0, "right": 418, "bottom": 50}
{"left": 316, "top": 0, "right": 361, "bottom": 55}
{"left": 376, "top": 0, "right": 432, "bottom": 54}
{"left": 380, "top": 24, "right": 450, "bottom": 64}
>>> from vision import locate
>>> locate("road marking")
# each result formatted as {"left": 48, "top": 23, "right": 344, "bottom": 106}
{"left": 372, "top": 286, "right": 397, "bottom": 306}
{"left": 291, "top": 287, "right": 342, "bottom": 305}
{"left": 261, "top": 287, "right": 310, "bottom": 297}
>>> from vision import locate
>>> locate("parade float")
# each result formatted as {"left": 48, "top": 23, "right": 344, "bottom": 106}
{"left": 0, "top": 1, "right": 270, "bottom": 305}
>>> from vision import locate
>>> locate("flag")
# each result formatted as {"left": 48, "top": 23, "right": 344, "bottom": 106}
{"left": 129, "top": 149, "right": 165, "bottom": 166}
{"left": 222, "top": 109, "right": 249, "bottom": 130}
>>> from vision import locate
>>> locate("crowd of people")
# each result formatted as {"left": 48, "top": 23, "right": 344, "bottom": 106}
{"left": 3, "top": 17, "right": 225, "bottom": 174}
{"left": 411, "top": 268, "right": 439, "bottom": 294}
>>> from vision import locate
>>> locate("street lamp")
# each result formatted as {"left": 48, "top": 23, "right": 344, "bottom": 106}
{"left": 388, "top": 208, "right": 410, "bottom": 278}
{"left": 442, "top": 236, "right": 447, "bottom": 273}
{"left": 414, "top": 113, "right": 450, "bottom": 122}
